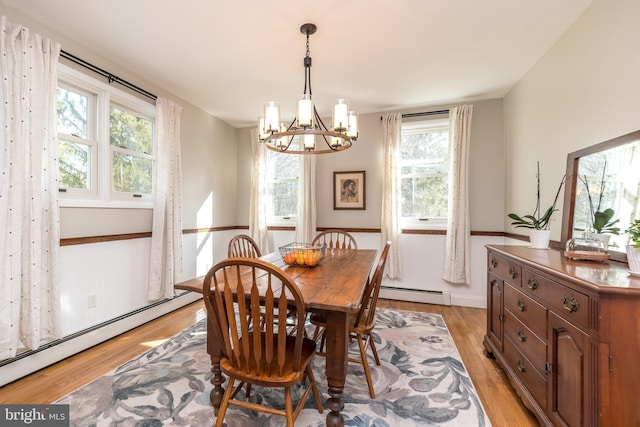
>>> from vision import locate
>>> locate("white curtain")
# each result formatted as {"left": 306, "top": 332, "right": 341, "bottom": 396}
{"left": 295, "top": 154, "right": 316, "bottom": 243}
{"left": 381, "top": 113, "right": 402, "bottom": 279}
{"left": 148, "top": 98, "right": 184, "bottom": 301}
{"left": 0, "top": 16, "right": 61, "bottom": 359}
{"left": 249, "top": 129, "right": 270, "bottom": 253}
{"left": 442, "top": 105, "right": 473, "bottom": 284}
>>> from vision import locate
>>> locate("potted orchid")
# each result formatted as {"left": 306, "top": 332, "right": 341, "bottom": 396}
{"left": 508, "top": 162, "right": 566, "bottom": 249}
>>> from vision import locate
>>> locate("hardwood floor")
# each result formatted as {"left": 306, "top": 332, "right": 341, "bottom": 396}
{"left": 0, "top": 299, "right": 539, "bottom": 426}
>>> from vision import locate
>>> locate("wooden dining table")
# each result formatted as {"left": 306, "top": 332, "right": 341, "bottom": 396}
{"left": 175, "top": 247, "right": 378, "bottom": 427}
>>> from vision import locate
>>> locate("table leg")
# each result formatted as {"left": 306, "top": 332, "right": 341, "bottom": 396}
{"left": 323, "top": 310, "right": 349, "bottom": 427}
{"left": 206, "top": 314, "right": 225, "bottom": 414}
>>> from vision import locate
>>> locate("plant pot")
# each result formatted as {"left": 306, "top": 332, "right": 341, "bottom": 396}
{"left": 627, "top": 245, "right": 640, "bottom": 274}
{"left": 529, "top": 229, "right": 551, "bottom": 249}
{"left": 593, "top": 233, "right": 611, "bottom": 250}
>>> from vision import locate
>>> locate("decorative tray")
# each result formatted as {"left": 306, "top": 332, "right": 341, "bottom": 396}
{"left": 563, "top": 250, "right": 610, "bottom": 262}
{"left": 279, "top": 242, "right": 326, "bottom": 267}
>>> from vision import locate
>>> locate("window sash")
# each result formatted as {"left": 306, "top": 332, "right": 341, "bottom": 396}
{"left": 400, "top": 119, "right": 449, "bottom": 226}
{"left": 265, "top": 152, "right": 298, "bottom": 224}
{"left": 57, "top": 63, "right": 155, "bottom": 208}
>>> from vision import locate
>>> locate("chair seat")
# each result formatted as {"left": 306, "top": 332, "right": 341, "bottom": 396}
{"left": 220, "top": 333, "right": 318, "bottom": 388}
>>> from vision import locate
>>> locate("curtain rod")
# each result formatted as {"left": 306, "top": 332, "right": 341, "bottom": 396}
{"left": 380, "top": 109, "right": 450, "bottom": 120}
{"left": 60, "top": 50, "right": 157, "bottom": 101}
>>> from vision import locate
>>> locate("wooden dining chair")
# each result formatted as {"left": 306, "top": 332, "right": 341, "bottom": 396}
{"left": 310, "top": 241, "right": 391, "bottom": 399}
{"left": 311, "top": 229, "right": 358, "bottom": 249}
{"left": 203, "top": 257, "right": 323, "bottom": 426}
{"left": 229, "top": 235, "right": 297, "bottom": 340}
{"left": 228, "top": 234, "right": 262, "bottom": 258}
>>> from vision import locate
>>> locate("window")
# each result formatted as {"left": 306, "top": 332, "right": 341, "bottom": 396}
{"left": 109, "top": 104, "right": 154, "bottom": 199}
{"left": 56, "top": 64, "right": 155, "bottom": 206}
{"left": 400, "top": 118, "right": 450, "bottom": 226}
{"left": 57, "top": 82, "right": 96, "bottom": 196}
{"left": 266, "top": 150, "right": 299, "bottom": 223}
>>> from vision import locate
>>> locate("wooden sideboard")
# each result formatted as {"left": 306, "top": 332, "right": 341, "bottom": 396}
{"left": 484, "top": 245, "right": 640, "bottom": 426}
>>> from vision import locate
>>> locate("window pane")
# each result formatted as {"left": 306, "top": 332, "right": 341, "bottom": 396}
{"left": 57, "top": 87, "right": 88, "bottom": 138}
{"left": 270, "top": 152, "right": 298, "bottom": 180}
{"left": 269, "top": 181, "right": 297, "bottom": 216}
{"left": 267, "top": 151, "right": 298, "bottom": 218}
{"left": 400, "top": 121, "right": 450, "bottom": 219}
{"left": 110, "top": 106, "right": 153, "bottom": 154}
{"left": 401, "top": 130, "right": 448, "bottom": 170}
{"left": 112, "top": 152, "right": 153, "bottom": 194}
{"left": 401, "top": 176, "right": 448, "bottom": 218}
{"left": 58, "top": 139, "right": 90, "bottom": 189}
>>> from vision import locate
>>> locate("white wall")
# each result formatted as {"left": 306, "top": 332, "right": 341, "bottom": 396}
{"left": 504, "top": 0, "right": 640, "bottom": 242}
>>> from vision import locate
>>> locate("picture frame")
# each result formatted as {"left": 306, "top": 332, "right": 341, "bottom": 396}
{"left": 333, "top": 171, "right": 366, "bottom": 210}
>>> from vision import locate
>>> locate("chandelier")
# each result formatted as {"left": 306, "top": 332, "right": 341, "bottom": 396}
{"left": 258, "top": 23, "right": 359, "bottom": 154}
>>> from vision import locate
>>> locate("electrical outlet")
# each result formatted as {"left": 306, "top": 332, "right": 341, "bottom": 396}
{"left": 88, "top": 294, "right": 97, "bottom": 308}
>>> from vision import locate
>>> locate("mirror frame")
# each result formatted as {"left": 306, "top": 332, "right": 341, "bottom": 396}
{"left": 561, "top": 129, "right": 640, "bottom": 263}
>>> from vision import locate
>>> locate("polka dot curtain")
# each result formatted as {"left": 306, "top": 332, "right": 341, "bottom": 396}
{"left": 0, "top": 16, "right": 62, "bottom": 359}
{"left": 148, "top": 98, "right": 184, "bottom": 301}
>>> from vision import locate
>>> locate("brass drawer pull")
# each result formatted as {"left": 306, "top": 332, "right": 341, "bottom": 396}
{"left": 517, "top": 328, "right": 527, "bottom": 342}
{"left": 517, "top": 359, "right": 527, "bottom": 373}
{"left": 517, "top": 298, "right": 527, "bottom": 312}
{"left": 527, "top": 277, "right": 538, "bottom": 291}
{"left": 490, "top": 258, "right": 498, "bottom": 268}
{"left": 563, "top": 295, "right": 580, "bottom": 313}
{"left": 509, "top": 266, "right": 518, "bottom": 280}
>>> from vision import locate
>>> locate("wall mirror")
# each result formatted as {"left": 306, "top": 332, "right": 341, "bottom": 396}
{"left": 561, "top": 130, "right": 640, "bottom": 262}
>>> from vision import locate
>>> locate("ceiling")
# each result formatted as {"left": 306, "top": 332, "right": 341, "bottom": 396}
{"left": 2, "top": 0, "right": 594, "bottom": 128}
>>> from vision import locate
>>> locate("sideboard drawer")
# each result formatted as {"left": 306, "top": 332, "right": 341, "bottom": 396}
{"left": 504, "top": 336, "right": 547, "bottom": 408}
{"left": 504, "top": 284, "right": 547, "bottom": 339}
{"left": 521, "top": 268, "right": 589, "bottom": 330}
{"left": 488, "top": 253, "right": 522, "bottom": 286}
{"left": 504, "top": 310, "right": 546, "bottom": 373}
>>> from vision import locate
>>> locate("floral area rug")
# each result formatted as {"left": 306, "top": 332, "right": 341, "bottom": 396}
{"left": 57, "top": 308, "right": 491, "bottom": 426}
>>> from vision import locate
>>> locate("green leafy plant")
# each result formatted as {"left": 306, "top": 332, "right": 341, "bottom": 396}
{"left": 508, "top": 162, "right": 566, "bottom": 230}
{"left": 626, "top": 219, "right": 640, "bottom": 248}
{"left": 579, "top": 161, "right": 620, "bottom": 235}
{"left": 592, "top": 208, "right": 620, "bottom": 235}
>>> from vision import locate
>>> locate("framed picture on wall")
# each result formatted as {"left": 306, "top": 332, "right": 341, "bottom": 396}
{"left": 333, "top": 171, "right": 366, "bottom": 210}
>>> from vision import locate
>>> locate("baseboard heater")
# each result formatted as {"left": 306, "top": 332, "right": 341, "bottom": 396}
{"left": 0, "top": 291, "right": 200, "bottom": 387}
{"left": 380, "top": 286, "right": 451, "bottom": 306}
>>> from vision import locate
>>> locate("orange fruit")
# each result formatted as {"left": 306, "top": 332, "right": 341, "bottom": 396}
{"left": 283, "top": 253, "right": 294, "bottom": 265}
{"left": 305, "top": 254, "right": 317, "bottom": 267}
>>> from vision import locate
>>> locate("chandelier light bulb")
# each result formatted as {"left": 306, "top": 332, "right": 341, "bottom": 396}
{"left": 277, "top": 124, "right": 288, "bottom": 148}
{"left": 258, "top": 117, "right": 269, "bottom": 140}
{"left": 303, "top": 134, "right": 315, "bottom": 150}
{"left": 298, "top": 94, "right": 313, "bottom": 128}
{"left": 347, "top": 111, "right": 359, "bottom": 139}
{"left": 263, "top": 102, "right": 280, "bottom": 134}
{"left": 333, "top": 99, "right": 349, "bottom": 132}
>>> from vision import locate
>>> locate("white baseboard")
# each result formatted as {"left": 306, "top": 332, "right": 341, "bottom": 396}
{"left": 380, "top": 287, "right": 452, "bottom": 306}
{"left": 0, "top": 292, "right": 201, "bottom": 387}
{"left": 449, "top": 293, "right": 488, "bottom": 309}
